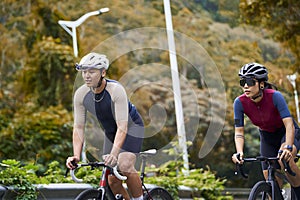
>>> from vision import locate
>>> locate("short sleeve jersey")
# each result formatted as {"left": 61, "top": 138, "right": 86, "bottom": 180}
{"left": 73, "top": 79, "right": 142, "bottom": 134}
{"left": 233, "top": 89, "right": 291, "bottom": 132}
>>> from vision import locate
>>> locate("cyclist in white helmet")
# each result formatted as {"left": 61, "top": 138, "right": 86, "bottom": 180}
{"left": 66, "top": 52, "right": 144, "bottom": 200}
{"left": 232, "top": 62, "right": 300, "bottom": 198}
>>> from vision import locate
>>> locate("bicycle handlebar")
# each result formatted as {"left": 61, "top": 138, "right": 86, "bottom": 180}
{"left": 235, "top": 154, "right": 297, "bottom": 178}
{"left": 70, "top": 162, "right": 127, "bottom": 183}
{"left": 235, "top": 153, "right": 248, "bottom": 178}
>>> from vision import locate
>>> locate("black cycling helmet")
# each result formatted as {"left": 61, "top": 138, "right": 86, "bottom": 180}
{"left": 238, "top": 62, "right": 268, "bottom": 81}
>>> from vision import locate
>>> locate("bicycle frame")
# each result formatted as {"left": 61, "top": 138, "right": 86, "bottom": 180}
{"left": 235, "top": 155, "right": 297, "bottom": 200}
{"left": 98, "top": 166, "right": 115, "bottom": 200}
{"left": 265, "top": 161, "right": 284, "bottom": 199}
{"left": 69, "top": 149, "right": 173, "bottom": 200}
{"left": 139, "top": 149, "right": 156, "bottom": 196}
{"left": 69, "top": 162, "right": 126, "bottom": 200}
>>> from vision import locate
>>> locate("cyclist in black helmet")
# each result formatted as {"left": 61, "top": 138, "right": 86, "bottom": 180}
{"left": 66, "top": 52, "right": 144, "bottom": 200}
{"left": 231, "top": 62, "right": 300, "bottom": 197}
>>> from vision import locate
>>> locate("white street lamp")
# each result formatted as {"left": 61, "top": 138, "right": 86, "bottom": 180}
{"left": 58, "top": 8, "right": 109, "bottom": 162}
{"left": 58, "top": 8, "right": 110, "bottom": 57}
{"left": 163, "top": 0, "right": 189, "bottom": 175}
{"left": 287, "top": 73, "right": 300, "bottom": 123}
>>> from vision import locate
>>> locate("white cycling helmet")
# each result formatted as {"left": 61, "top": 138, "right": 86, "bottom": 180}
{"left": 75, "top": 52, "right": 109, "bottom": 71}
{"left": 238, "top": 62, "right": 268, "bottom": 81}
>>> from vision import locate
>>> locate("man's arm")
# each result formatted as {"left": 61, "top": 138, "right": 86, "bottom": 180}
{"left": 66, "top": 124, "right": 85, "bottom": 169}
{"left": 111, "top": 120, "right": 127, "bottom": 157}
{"left": 68, "top": 86, "right": 87, "bottom": 167}
{"left": 73, "top": 124, "right": 85, "bottom": 160}
{"left": 103, "top": 83, "right": 129, "bottom": 165}
{"left": 103, "top": 120, "right": 128, "bottom": 166}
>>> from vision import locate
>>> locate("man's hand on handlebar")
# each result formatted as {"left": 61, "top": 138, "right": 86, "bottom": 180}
{"left": 102, "top": 154, "right": 118, "bottom": 167}
{"left": 232, "top": 152, "right": 244, "bottom": 165}
{"left": 66, "top": 156, "right": 80, "bottom": 169}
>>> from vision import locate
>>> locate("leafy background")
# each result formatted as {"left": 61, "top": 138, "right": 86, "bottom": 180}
{"left": 0, "top": 0, "right": 299, "bottom": 189}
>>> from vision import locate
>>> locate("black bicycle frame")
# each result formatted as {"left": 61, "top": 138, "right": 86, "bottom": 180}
{"left": 265, "top": 162, "right": 281, "bottom": 198}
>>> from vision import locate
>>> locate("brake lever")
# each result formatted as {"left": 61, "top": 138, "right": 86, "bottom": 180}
{"left": 64, "top": 160, "right": 78, "bottom": 178}
{"left": 234, "top": 153, "right": 248, "bottom": 178}
{"left": 278, "top": 150, "right": 296, "bottom": 176}
{"left": 64, "top": 168, "right": 69, "bottom": 178}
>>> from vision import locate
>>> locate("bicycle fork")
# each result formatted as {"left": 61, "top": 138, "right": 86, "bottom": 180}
{"left": 267, "top": 166, "right": 284, "bottom": 200}
{"left": 97, "top": 167, "right": 113, "bottom": 200}
{"left": 100, "top": 167, "right": 123, "bottom": 200}
{"left": 269, "top": 181, "right": 284, "bottom": 200}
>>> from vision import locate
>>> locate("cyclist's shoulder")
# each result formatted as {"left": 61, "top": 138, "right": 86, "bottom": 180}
{"left": 106, "top": 79, "right": 126, "bottom": 94}
{"left": 235, "top": 94, "right": 247, "bottom": 102}
{"left": 75, "top": 84, "right": 89, "bottom": 93}
{"left": 74, "top": 84, "right": 90, "bottom": 99}
{"left": 106, "top": 79, "right": 123, "bottom": 88}
{"left": 233, "top": 95, "right": 244, "bottom": 108}
{"left": 264, "top": 89, "right": 284, "bottom": 99}
{"left": 264, "top": 88, "right": 278, "bottom": 95}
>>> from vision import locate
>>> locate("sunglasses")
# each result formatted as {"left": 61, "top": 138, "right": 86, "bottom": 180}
{"left": 239, "top": 78, "right": 257, "bottom": 87}
{"left": 75, "top": 63, "right": 101, "bottom": 71}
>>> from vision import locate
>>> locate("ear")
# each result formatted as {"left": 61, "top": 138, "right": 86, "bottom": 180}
{"left": 260, "top": 82, "right": 265, "bottom": 89}
{"left": 101, "top": 69, "right": 106, "bottom": 77}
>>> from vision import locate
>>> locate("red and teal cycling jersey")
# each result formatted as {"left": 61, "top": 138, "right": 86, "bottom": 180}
{"left": 234, "top": 89, "right": 291, "bottom": 132}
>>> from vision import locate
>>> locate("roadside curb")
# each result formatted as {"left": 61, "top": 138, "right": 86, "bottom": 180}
{"left": 0, "top": 184, "right": 248, "bottom": 199}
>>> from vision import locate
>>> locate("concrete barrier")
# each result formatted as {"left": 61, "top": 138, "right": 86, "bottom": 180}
{"left": 0, "top": 184, "right": 249, "bottom": 200}
{"left": 0, "top": 184, "right": 93, "bottom": 200}
{"left": 221, "top": 188, "right": 251, "bottom": 200}
{"left": 0, "top": 186, "right": 7, "bottom": 199}
{"left": 37, "top": 184, "right": 93, "bottom": 200}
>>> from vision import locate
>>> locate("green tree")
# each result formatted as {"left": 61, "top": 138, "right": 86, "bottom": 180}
{"left": 19, "top": 37, "right": 75, "bottom": 108}
{"left": 239, "top": 0, "right": 300, "bottom": 70}
{"left": 0, "top": 105, "right": 73, "bottom": 171}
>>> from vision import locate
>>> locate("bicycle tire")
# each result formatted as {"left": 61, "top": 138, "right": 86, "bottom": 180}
{"left": 248, "top": 181, "right": 273, "bottom": 200}
{"left": 144, "top": 187, "right": 173, "bottom": 200}
{"left": 75, "top": 188, "right": 106, "bottom": 200}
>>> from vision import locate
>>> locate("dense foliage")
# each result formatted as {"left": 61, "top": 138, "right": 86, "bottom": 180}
{"left": 0, "top": 160, "right": 38, "bottom": 200}
{"left": 239, "top": 0, "right": 300, "bottom": 70}
{"left": 145, "top": 143, "right": 232, "bottom": 200}
{"left": 0, "top": 105, "right": 73, "bottom": 173}
{"left": 0, "top": 159, "right": 73, "bottom": 199}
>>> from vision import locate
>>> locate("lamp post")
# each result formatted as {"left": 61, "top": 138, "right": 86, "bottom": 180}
{"left": 58, "top": 8, "right": 109, "bottom": 57}
{"left": 287, "top": 73, "right": 300, "bottom": 123}
{"left": 163, "top": 0, "right": 189, "bottom": 175}
{"left": 58, "top": 8, "right": 109, "bottom": 162}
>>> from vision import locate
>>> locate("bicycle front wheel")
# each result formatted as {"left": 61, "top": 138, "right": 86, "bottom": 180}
{"left": 75, "top": 189, "right": 105, "bottom": 200}
{"left": 248, "top": 181, "right": 272, "bottom": 200}
{"left": 144, "top": 187, "right": 173, "bottom": 200}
